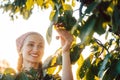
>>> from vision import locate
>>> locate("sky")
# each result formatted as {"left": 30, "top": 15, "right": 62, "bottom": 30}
{"left": 0, "top": 6, "right": 63, "bottom": 69}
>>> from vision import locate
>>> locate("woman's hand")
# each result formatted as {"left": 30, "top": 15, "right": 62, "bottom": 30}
{"left": 55, "top": 23, "right": 74, "bottom": 80}
{"left": 56, "top": 28, "right": 73, "bottom": 53}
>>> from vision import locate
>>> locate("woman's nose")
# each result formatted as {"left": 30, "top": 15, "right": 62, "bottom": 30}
{"left": 32, "top": 46, "right": 39, "bottom": 52}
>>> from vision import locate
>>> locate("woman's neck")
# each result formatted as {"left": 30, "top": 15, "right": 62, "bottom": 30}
{"left": 23, "top": 60, "right": 39, "bottom": 71}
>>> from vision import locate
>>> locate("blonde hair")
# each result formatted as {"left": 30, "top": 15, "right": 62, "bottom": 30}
{"left": 17, "top": 53, "right": 23, "bottom": 72}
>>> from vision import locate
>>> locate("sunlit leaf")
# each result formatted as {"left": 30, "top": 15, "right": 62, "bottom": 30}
{"left": 14, "top": 6, "right": 20, "bottom": 13}
{"left": 22, "top": 9, "right": 32, "bottom": 19}
{"left": 46, "top": 3, "right": 60, "bottom": 44}
{"left": 94, "top": 76, "right": 100, "bottom": 80}
{"left": 66, "top": 0, "right": 70, "bottom": 2}
{"left": 44, "top": 0, "right": 54, "bottom": 9}
{"left": 49, "top": 0, "right": 55, "bottom": 9}
{"left": 26, "top": 0, "right": 34, "bottom": 10}
{"left": 55, "top": 66, "right": 62, "bottom": 74}
{"left": 62, "top": 4, "right": 72, "bottom": 11}
{"left": 3, "top": 4, "right": 13, "bottom": 12}
{"left": 42, "top": 55, "right": 53, "bottom": 69}
{"left": 72, "top": 0, "right": 76, "bottom": 7}
{"left": 77, "top": 53, "right": 84, "bottom": 65}
{"left": 47, "top": 67, "right": 56, "bottom": 75}
{"left": 49, "top": 10, "right": 56, "bottom": 21}
{"left": 51, "top": 56, "right": 57, "bottom": 66}
{"left": 4, "top": 68, "right": 16, "bottom": 75}
{"left": 76, "top": 54, "right": 84, "bottom": 80}
{"left": 43, "top": 55, "right": 61, "bottom": 78}
{"left": 107, "top": 6, "right": 113, "bottom": 13}
{"left": 36, "top": 0, "right": 43, "bottom": 7}
{"left": 79, "top": 54, "right": 94, "bottom": 79}
{"left": 70, "top": 44, "right": 84, "bottom": 64}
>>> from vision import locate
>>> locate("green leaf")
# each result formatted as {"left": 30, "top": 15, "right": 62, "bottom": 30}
{"left": 4, "top": 68, "right": 16, "bottom": 75}
{"left": 84, "top": 1, "right": 99, "bottom": 14}
{"left": 112, "top": 6, "right": 120, "bottom": 32}
{"left": 51, "top": 3, "right": 60, "bottom": 23}
{"left": 56, "top": 53, "right": 62, "bottom": 65}
{"left": 46, "top": 22, "right": 53, "bottom": 44}
{"left": 55, "top": 44, "right": 84, "bottom": 66}
{"left": 102, "top": 59, "right": 120, "bottom": 80}
{"left": 14, "top": 0, "right": 26, "bottom": 7}
{"left": 16, "top": 72, "right": 29, "bottom": 80}
{"left": 42, "top": 55, "right": 54, "bottom": 69}
{"left": 46, "top": 67, "right": 56, "bottom": 75}
{"left": 79, "top": 54, "right": 94, "bottom": 79}
{"left": 64, "top": 10, "right": 76, "bottom": 31}
{"left": 92, "top": 58, "right": 103, "bottom": 76}
{"left": 79, "top": 14, "right": 96, "bottom": 44}
{"left": 46, "top": 3, "right": 60, "bottom": 44}
{"left": 94, "top": 14, "right": 107, "bottom": 35}
{"left": 70, "top": 44, "right": 84, "bottom": 64}
{"left": 85, "top": 66, "right": 95, "bottom": 80}
{"left": 76, "top": 54, "right": 84, "bottom": 80}
{"left": 98, "top": 53, "right": 112, "bottom": 78}
{"left": 2, "top": 74, "right": 15, "bottom": 80}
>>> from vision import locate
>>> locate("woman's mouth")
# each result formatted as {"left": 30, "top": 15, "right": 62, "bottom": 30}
{"left": 30, "top": 54, "right": 39, "bottom": 57}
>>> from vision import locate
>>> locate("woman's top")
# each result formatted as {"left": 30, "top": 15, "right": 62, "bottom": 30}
{"left": 0, "top": 67, "right": 61, "bottom": 80}
{"left": 15, "top": 68, "right": 61, "bottom": 80}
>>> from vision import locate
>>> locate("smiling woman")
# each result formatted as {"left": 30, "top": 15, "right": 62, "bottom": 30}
{"left": 0, "top": 7, "right": 60, "bottom": 71}
{"left": 16, "top": 32, "right": 45, "bottom": 71}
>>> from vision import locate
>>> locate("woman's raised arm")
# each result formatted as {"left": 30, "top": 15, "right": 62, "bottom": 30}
{"left": 56, "top": 29, "right": 74, "bottom": 80}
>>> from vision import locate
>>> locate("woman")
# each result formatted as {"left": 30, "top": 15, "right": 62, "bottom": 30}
{"left": 16, "top": 28, "right": 73, "bottom": 80}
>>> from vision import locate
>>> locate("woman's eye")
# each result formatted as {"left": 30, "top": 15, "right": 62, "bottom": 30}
{"left": 28, "top": 44, "right": 34, "bottom": 47}
{"left": 37, "top": 45, "right": 43, "bottom": 49}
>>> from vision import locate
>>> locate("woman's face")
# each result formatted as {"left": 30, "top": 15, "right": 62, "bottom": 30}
{"left": 21, "top": 34, "right": 44, "bottom": 63}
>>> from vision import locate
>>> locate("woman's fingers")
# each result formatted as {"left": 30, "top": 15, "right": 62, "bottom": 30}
{"left": 56, "top": 29, "right": 73, "bottom": 43}
{"left": 56, "top": 29, "right": 74, "bottom": 50}
{"left": 56, "top": 36, "right": 60, "bottom": 40}
{"left": 56, "top": 29, "right": 70, "bottom": 38}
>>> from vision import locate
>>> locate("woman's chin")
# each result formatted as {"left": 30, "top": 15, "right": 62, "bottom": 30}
{"left": 28, "top": 59, "right": 40, "bottom": 63}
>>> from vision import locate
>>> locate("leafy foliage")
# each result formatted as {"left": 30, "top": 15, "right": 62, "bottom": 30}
{"left": 0, "top": 0, "right": 120, "bottom": 80}
{"left": 0, "top": 68, "right": 61, "bottom": 80}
